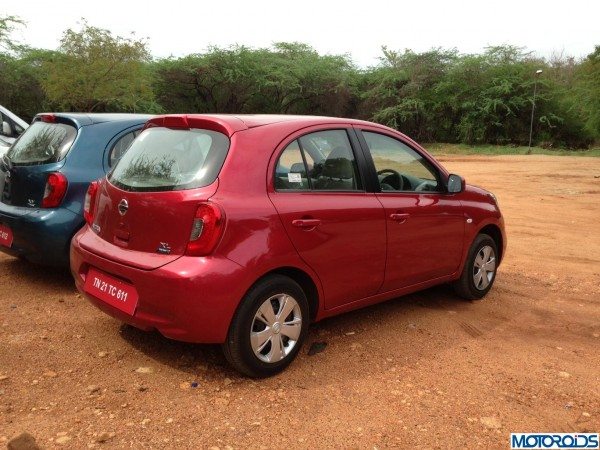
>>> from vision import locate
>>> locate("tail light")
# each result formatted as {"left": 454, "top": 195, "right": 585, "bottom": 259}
{"left": 41, "top": 172, "right": 68, "bottom": 208}
{"left": 186, "top": 202, "right": 224, "bottom": 256}
{"left": 84, "top": 181, "right": 99, "bottom": 226}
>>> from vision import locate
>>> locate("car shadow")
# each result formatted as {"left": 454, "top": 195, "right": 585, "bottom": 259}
{"left": 0, "top": 256, "right": 74, "bottom": 291}
{"left": 116, "top": 282, "right": 477, "bottom": 381}
{"left": 118, "top": 324, "right": 237, "bottom": 379}
{"left": 307, "top": 283, "right": 468, "bottom": 338}
{"left": 317, "top": 283, "right": 465, "bottom": 324}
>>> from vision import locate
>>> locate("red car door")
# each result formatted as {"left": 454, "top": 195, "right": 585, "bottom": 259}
{"left": 355, "top": 127, "right": 465, "bottom": 292}
{"left": 268, "top": 127, "right": 386, "bottom": 310}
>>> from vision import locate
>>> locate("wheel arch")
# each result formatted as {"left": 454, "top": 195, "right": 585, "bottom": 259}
{"left": 252, "top": 267, "right": 320, "bottom": 322}
{"left": 478, "top": 224, "right": 504, "bottom": 263}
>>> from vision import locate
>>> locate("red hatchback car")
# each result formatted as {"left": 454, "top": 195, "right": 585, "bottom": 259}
{"left": 71, "top": 115, "right": 505, "bottom": 377}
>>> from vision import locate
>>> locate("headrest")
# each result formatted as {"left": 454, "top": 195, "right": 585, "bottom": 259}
{"left": 289, "top": 162, "right": 306, "bottom": 174}
{"left": 321, "top": 146, "right": 354, "bottom": 180}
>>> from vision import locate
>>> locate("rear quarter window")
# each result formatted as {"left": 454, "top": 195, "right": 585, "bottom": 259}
{"left": 7, "top": 121, "right": 77, "bottom": 166}
{"left": 109, "top": 129, "right": 141, "bottom": 167}
{"left": 109, "top": 127, "right": 230, "bottom": 192}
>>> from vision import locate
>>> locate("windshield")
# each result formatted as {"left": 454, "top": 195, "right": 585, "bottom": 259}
{"left": 109, "top": 127, "right": 230, "bottom": 192}
{"left": 7, "top": 121, "right": 77, "bottom": 165}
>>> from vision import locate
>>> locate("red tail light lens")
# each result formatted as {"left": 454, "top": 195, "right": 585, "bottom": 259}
{"left": 84, "top": 181, "right": 99, "bottom": 226}
{"left": 186, "top": 202, "right": 224, "bottom": 256}
{"left": 41, "top": 172, "right": 68, "bottom": 208}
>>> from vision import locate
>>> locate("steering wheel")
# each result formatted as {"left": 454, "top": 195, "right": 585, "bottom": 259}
{"left": 414, "top": 180, "right": 432, "bottom": 192}
{"left": 377, "top": 169, "right": 403, "bottom": 191}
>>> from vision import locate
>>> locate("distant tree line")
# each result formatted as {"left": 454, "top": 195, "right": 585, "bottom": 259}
{"left": 1, "top": 17, "right": 598, "bottom": 148}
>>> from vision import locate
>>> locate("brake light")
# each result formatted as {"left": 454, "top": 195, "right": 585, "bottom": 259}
{"left": 186, "top": 203, "right": 224, "bottom": 256}
{"left": 41, "top": 173, "right": 68, "bottom": 208}
{"left": 163, "top": 115, "right": 190, "bottom": 129}
{"left": 84, "top": 181, "right": 99, "bottom": 226}
{"left": 40, "top": 114, "right": 56, "bottom": 123}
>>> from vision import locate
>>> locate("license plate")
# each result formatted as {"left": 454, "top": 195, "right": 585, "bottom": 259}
{"left": 0, "top": 224, "right": 13, "bottom": 248}
{"left": 84, "top": 267, "right": 139, "bottom": 315}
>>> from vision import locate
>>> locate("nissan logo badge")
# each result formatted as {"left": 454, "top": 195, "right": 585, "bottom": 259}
{"left": 118, "top": 199, "right": 129, "bottom": 216}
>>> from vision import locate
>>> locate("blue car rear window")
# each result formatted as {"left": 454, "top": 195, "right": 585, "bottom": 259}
{"left": 7, "top": 121, "right": 77, "bottom": 166}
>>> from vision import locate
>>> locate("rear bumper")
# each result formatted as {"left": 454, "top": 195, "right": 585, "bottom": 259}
{"left": 0, "top": 203, "right": 81, "bottom": 267}
{"left": 70, "top": 227, "right": 247, "bottom": 343}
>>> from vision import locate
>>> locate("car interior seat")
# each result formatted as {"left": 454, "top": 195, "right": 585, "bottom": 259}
{"left": 313, "top": 146, "right": 356, "bottom": 190}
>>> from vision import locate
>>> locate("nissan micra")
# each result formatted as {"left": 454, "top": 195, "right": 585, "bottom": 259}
{"left": 71, "top": 115, "right": 506, "bottom": 377}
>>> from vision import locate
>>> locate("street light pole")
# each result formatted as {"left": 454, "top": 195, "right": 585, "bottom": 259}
{"left": 528, "top": 69, "right": 543, "bottom": 151}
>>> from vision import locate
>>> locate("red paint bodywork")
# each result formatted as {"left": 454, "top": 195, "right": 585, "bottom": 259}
{"left": 71, "top": 115, "right": 506, "bottom": 343}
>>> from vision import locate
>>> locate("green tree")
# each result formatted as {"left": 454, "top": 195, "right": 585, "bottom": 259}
{"left": 0, "top": 15, "right": 24, "bottom": 53}
{"left": 449, "top": 46, "right": 541, "bottom": 145}
{"left": 263, "top": 42, "right": 356, "bottom": 116}
{"left": 574, "top": 46, "right": 600, "bottom": 139}
{"left": 0, "top": 16, "right": 50, "bottom": 120}
{"left": 152, "top": 43, "right": 356, "bottom": 117}
{"left": 43, "top": 22, "right": 156, "bottom": 112}
{"left": 360, "top": 48, "right": 458, "bottom": 141}
{"left": 0, "top": 48, "right": 55, "bottom": 121}
{"left": 2, "top": 15, "right": 598, "bottom": 149}
{"left": 360, "top": 44, "right": 594, "bottom": 147}
{"left": 153, "top": 46, "right": 270, "bottom": 114}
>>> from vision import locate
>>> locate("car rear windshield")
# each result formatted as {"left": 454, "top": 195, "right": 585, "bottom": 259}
{"left": 108, "top": 127, "right": 230, "bottom": 192}
{"left": 7, "top": 121, "right": 77, "bottom": 165}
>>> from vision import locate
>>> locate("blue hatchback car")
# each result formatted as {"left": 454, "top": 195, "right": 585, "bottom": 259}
{"left": 0, "top": 113, "right": 153, "bottom": 267}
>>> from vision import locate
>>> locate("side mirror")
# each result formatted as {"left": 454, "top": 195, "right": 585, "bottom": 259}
{"left": 447, "top": 174, "right": 464, "bottom": 193}
{"left": 1, "top": 121, "right": 11, "bottom": 136}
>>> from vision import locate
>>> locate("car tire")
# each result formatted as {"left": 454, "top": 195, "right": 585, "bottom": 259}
{"left": 453, "top": 233, "right": 498, "bottom": 300}
{"left": 222, "top": 274, "right": 309, "bottom": 378}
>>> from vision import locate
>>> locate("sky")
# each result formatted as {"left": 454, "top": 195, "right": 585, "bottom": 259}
{"left": 5, "top": 0, "right": 600, "bottom": 66}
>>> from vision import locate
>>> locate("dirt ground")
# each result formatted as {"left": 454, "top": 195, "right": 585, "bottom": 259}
{"left": 1, "top": 155, "right": 599, "bottom": 449}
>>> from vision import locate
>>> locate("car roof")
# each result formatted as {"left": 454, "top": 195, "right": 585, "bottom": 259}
{"left": 230, "top": 114, "right": 374, "bottom": 128}
{"left": 36, "top": 113, "right": 155, "bottom": 128}
{"left": 146, "top": 114, "right": 386, "bottom": 137}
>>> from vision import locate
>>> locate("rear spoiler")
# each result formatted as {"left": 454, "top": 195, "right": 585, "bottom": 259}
{"left": 34, "top": 113, "right": 87, "bottom": 128}
{"left": 143, "top": 115, "right": 248, "bottom": 137}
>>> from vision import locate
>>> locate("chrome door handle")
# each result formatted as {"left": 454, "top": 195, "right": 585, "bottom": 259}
{"left": 390, "top": 213, "right": 410, "bottom": 223}
{"left": 292, "top": 219, "right": 321, "bottom": 229}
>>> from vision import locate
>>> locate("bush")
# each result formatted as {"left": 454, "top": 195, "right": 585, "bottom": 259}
{"left": 0, "top": 14, "right": 597, "bottom": 149}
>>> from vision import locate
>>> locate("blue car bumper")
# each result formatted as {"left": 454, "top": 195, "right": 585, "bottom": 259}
{"left": 0, "top": 203, "right": 82, "bottom": 267}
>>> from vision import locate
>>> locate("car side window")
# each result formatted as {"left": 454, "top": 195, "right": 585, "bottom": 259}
{"left": 274, "top": 140, "right": 310, "bottom": 190}
{"left": 362, "top": 131, "right": 441, "bottom": 193}
{"left": 109, "top": 130, "right": 140, "bottom": 167}
{"left": 275, "top": 129, "right": 363, "bottom": 192}
{"left": 299, "top": 130, "right": 362, "bottom": 191}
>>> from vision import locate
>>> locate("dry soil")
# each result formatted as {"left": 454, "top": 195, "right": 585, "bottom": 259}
{"left": 0, "top": 154, "right": 599, "bottom": 449}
